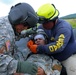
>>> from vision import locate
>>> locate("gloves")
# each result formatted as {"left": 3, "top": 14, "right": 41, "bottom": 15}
{"left": 27, "top": 40, "right": 37, "bottom": 53}
{"left": 17, "top": 61, "right": 38, "bottom": 75}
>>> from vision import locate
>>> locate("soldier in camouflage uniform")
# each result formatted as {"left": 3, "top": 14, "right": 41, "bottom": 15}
{"left": 0, "top": 16, "right": 38, "bottom": 75}
{"left": 26, "top": 29, "right": 62, "bottom": 75}
{"left": 0, "top": 2, "right": 42, "bottom": 75}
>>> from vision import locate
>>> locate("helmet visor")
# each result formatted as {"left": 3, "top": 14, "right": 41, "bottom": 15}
{"left": 38, "top": 16, "right": 50, "bottom": 24}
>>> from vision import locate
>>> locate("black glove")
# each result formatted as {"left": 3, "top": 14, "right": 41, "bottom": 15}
{"left": 16, "top": 61, "right": 38, "bottom": 75}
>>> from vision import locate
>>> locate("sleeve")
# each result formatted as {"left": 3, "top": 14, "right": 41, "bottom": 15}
{"left": 37, "top": 27, "right": 71, "bottom": 54}
{"left": 7, "top": 58, "right": 18, "bottom": 74}
{"left": 0, "top": 16, "right": 15, "bottom": 55}
{"left": 0, "top": 17, "right": 13, "bottom": 48}
{"left": 0, "top": 17, "right": 8, "bottom": 48}
{"left": 0, "top": 54, "right": 18, "bottom": 75}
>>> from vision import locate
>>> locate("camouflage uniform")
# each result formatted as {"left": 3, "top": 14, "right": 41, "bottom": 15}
{"left": 0, "top": 54, "right": 18, "bottom": 75}
{"left": 0, "top": 16, "right": 18, "bottom": 75}
{"left": 0, "top": 16, "right": 16, "bottom": 56}
{"left": 15, "top": 39, "right": 62, "bottom": 75}
{"left": 14, "top": 37, "right": 30, "bottom": 61}
{"left": 0, "top": 16, "right": 38, "bottom": 75}
{"left": 24, "top": 49, "right": 62, "bottom": 75}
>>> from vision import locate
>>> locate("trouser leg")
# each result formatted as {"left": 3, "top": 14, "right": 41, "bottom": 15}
{"left": 62, "top": 54, "right": 76, "bottom": 75}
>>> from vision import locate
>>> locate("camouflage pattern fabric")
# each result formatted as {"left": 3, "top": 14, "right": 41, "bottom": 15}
{"left": 0, "top": 16, "right": 18, "bottom": 75}
{"left": 14, "top": 37, "right": 30, "bottom": 61}
{"left": 0, "top": 54, "right": 18, "bottom": 75}
{"left": 0, "top": 16, "right": 16, "bottom": 56}
{"left": 15, "top": 38, "right": 62, "bottom": 75}
{"left": 26, "top": 52, "right": 62, "bottom": 75}
{"left": 14, "top": 45, "right": 62, "bottom": 75}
